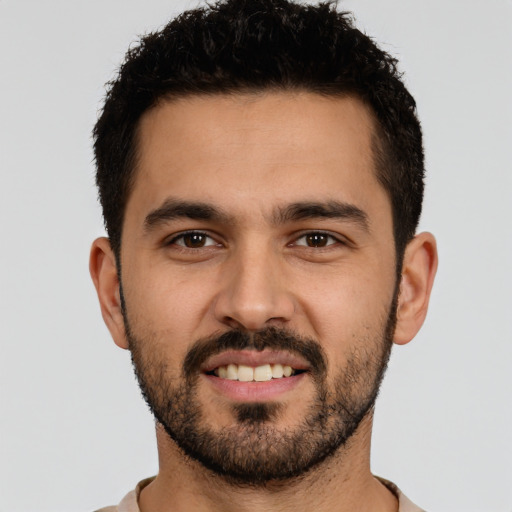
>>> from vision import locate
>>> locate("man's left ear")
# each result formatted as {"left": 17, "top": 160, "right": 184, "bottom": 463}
{"left": 393, "top": 232, "right": 438, "bottom": 345}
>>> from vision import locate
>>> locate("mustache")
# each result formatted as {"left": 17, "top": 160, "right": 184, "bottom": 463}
{"left": 183, "top": 326, "right": 327, "bottom": 379}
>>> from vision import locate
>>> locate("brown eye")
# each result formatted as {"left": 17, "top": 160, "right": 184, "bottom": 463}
{"left": 305, "top": 233, "right": 329, "bottom": 247}
{"left": 171, "top": 232, "right": 217, "bottom": 248}
{"left": 182, "top": 233, "right": 207, "bottom": 248}
{"left": 293, "top": 232, "right": 339, "bottom": 248}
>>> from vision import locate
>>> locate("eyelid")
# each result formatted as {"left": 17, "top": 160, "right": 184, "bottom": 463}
{"left": 163, "top": 229, "right": 349, "bottom": 249}
{"left": 291, "top": 230, "right": 347, "bottom": 247}
{"left": 165, "top": 230, "right": 221, "bottom": 247}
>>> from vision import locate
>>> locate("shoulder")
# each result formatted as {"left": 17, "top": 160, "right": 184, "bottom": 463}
{"left": 93, "top": 477, "right": 155, "bottom": 512}
{"left": 375, "top": 476, "right": 427, "bottom": 512}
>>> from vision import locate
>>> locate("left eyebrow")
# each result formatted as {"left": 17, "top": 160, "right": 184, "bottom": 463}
{"left": 143, "top": 199, "right": 232, "bottom": 232}
{"left": 273, "top": 201, "right": 370, "bottom": 231}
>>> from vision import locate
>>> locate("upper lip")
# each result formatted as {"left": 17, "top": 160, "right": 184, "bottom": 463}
{"left": 201, "top": 349, "right": 311, "bottom": 373}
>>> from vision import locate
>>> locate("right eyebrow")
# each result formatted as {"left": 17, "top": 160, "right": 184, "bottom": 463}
{"left": 273, "top": 200, "right": 370, "bottom": 232}
{"left": 143, "top": 199, "right": 232, "bottom": 232}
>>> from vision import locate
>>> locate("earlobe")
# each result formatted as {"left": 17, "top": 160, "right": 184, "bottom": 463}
{"left": 393, "top": 232, "right": 438, "bottom": 345}
{"left": 89, "top": 237, "right": 129, "bottom": 349}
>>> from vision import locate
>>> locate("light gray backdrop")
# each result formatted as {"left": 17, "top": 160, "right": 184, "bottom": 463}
{"left": 1, "top": 1, "right": 511, "bottom": 511}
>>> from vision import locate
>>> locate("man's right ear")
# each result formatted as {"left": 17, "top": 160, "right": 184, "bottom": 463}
{"left": 89, "top": 237, "right": 129, "bottom": 349}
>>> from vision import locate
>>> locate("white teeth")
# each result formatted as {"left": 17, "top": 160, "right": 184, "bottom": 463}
{"left": 254, "top": 364, "right": 273, "bottom": 382}
{"left": 237, "top": 365, "right": 254, "bottom": 382}
{"left": 226, "top": 363, "right": 238, "bottom": 380}
{"left": 213, "top": 363, "right": 298, "bottom": 381}
{"left": 271, "top": 363, "right": 284, "bottom": 379}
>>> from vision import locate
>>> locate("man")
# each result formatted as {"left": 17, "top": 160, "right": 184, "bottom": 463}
{"left": 89, "top": 0, "right": 437, "bottom": 510}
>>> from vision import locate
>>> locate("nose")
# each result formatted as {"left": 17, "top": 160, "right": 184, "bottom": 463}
{"left": 213, "top": 244, "right": 295, "bottom": 331}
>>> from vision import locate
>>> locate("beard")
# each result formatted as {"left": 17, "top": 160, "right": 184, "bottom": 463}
{"left": 124, "top": 295, "right": 397, "bottom": 486}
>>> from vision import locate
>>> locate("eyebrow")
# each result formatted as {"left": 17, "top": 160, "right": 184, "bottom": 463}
{"left": 143, "top": 198, "right": 369, "bottom": 232}
{"left": 144, "top": 199, "right": 231, "bottom": 231}
{"left": 274, "top": 201, "right": 369, "bottom": 231}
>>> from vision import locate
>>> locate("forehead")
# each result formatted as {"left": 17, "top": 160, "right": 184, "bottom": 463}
{"left": 126, "top": 91, "right": 390, "bottom": 227}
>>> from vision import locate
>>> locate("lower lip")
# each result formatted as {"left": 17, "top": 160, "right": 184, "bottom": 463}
{"left": 202, "top": 373, "right": 307, "bottom": 402}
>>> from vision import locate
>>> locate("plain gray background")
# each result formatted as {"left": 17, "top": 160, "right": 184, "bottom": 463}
{"left": 1, "top": 1, "right": 511, "bottom": 510}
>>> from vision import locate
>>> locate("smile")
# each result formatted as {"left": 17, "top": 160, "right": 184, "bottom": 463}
{"left": 201, "top": 350, "right": 310, "bottom": 400}
{"left": 210, "top": 363, "right": 304, "bottom": 382}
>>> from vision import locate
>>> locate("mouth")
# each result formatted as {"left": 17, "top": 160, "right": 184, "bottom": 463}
{"left": 207, "top": 363, "right": 306, "bottom": 382}
{"left": 200, "top": 350, "right": 310, "bottom": 401}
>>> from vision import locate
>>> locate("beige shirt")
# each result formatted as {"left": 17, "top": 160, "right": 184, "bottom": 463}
{"left": 95, "top": 476, "right": 426, "bottom": 512}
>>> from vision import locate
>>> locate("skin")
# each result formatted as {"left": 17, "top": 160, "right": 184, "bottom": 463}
{"left": 90, "top": 91, "right": 437, "bottom": 512}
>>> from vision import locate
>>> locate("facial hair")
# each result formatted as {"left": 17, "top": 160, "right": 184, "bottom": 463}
{"left": 124, "top": 298, "right": 397, "bottom": 485}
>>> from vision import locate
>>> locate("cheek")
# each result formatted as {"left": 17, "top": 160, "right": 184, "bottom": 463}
{"left": 123, "top": 266, "right": 218, "bottom": 338}
{"left": 297, "top": 265, "right": 395, "bottom": 357}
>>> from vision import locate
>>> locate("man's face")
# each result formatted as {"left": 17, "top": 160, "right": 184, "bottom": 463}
{"left": 119, "top": 92, "right": 398, "bottom": 482}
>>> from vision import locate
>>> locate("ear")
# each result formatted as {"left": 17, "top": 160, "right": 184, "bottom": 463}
{"left": 89, "top": 237, "right": 129, "bottom": 349}
{"left": 393, "top": 232, "right": 438, "bottom": 345}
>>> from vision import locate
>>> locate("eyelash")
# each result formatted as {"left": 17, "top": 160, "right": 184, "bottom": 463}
{"left": 291, "top": 231, "right": 344, "bottom": 248}
{"left": 166, "top": 230, "right": 345, "bottom": 250}
{"left": 166, "top": 231, "right": 219, "bottom": 249}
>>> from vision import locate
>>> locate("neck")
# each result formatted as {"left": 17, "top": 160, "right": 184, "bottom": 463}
{"left": 139, "top": 414, "right": 398, "bottom": 512}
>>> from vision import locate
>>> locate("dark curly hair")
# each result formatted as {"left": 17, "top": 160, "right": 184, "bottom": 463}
{"left": 93, "top": 0, "right": 424, "bottom": 267}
